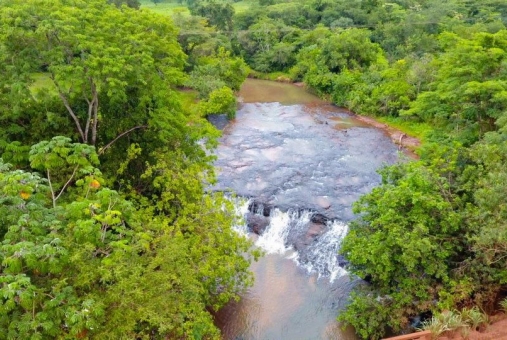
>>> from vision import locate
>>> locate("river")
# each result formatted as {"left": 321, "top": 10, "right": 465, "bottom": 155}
{"left": 211, "top": 79, "right": 401, "bottom": 340}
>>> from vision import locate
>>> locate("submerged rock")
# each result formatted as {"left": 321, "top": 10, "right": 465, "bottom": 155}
{"left": 246, "top": 213, "right": 270, "bottom": 235}
{"left": 316, "top": 196, "right": 331, "bottom": 209}
{"left": 311, "top": 213, "right": 329, "bottom": 225}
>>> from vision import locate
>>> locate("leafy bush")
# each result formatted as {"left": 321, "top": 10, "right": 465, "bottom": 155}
{"left": 421, "top": 308, "right": 489, "bottom": 339}
{"left": 199, "top": 86, "right": 237, "bottom": 119}
{"left": 460, "top": 307, "right": 488, "bottom": 331}
{"left": 420, "top": 316, "right": 449, "bottom": 339}
{"left": 420, "top": 311, "right": 466, "bottom": 339}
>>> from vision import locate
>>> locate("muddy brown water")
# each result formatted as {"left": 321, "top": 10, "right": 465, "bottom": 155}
{"left": 212, "top": 79, "right": 403, "bottom": 340}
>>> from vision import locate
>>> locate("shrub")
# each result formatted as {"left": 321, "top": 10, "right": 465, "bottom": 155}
{"left": 500, "top": 297, "right": 507, "bottom": 313}
{"left": 199, "top": 86, "right": 237, "bottom": 119}
{"left": 460, "top": 307, "right": 488, "bottom": 331}
{"left": 420, "top": 316, "right": 448, "bottom": 339}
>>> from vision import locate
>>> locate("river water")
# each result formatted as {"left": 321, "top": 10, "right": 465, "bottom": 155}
{"left": 212, "top": 79, "right": 401, "bottom": 340}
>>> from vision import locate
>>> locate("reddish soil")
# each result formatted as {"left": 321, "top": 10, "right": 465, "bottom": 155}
{"left": 438, "top": 314, "right": 507, "bottom": 340}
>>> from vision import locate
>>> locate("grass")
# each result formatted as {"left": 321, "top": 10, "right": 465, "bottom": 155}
{"left": 30, "top": 72, "right": 56, "bottom": 95}
{"left": 139, "top": 0, "right": 253, "bottom": 17}
{"left": 248, "top": 70, "right": 292, "bottom": 82}
{"left": 139, "top": 0, "right": 190, "bottom": 16}
{"left": 460, "top": 307, "right": 488, "bottom": 331}
{"left": 376, "top": 116, "right": 433, "bottom": 143}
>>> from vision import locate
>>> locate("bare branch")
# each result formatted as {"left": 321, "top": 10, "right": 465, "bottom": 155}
{"left": 46, "top": 170, "right": 56, "bottom": 209}
{"left": 84, "top": 76, "right": 96, "bottom": 143}
{"left": 54, "top": 165, "right": 79, "bottom": 202}
{"left": 98, "top": 125, "right": 148, "bottom": 155}
{"left": 50, "top": 74, "right": 87, "bottom": 143}
{"left": 91, "top": 80, "right": 99, "bottom": 145}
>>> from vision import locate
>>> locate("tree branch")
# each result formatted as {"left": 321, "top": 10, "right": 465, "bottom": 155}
{"left": 54, "top": 165, "right": 79, "bottom": 202}
{"left": 50, "top": 74, "right": 87, "bottom": 143}
{"left": 47, "top": 170, "right": 56, "bottom": 209}
{"left": 91, "top": 80, "right": 99, "bottom": 145}
{"left": 83, "top": 90, "right": 94, "bottom": 143}
{"left": 98, "top": 125, "right": 148, "bottom": 155}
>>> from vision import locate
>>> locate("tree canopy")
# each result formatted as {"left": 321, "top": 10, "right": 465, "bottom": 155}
{"left": 0, "top": 0, "right": 256, "bottom": 338}
{"left": 3, "top": 0, "right": 507, "bottom": 338}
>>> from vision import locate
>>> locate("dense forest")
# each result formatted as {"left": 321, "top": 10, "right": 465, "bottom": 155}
{"left": 0, "top": 0, "right": 254, "bottom": 338}
{"left": 1, "top": 0, "right": 507, "bottom": 339}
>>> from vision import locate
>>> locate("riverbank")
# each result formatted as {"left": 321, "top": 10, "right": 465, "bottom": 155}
{"left": 353, "top": 115, "right": 421, "bottom": 154}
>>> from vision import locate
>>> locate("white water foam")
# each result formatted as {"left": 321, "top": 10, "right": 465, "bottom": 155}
{"left": 255, "top": 209, "right": 312, "bottom": 254}
{"left": 296, "top": 220, "right": 349, "bottom": 282}
{"left": 230, "top": 198, "right": 349, "bottom": 282}
{"left": 231, "top": 196, "right": 251, "bottom": 236}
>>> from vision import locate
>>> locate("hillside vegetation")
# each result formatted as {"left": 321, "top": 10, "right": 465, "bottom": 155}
{"left": 2, "top": 0, "right": 507, "bottom": 339}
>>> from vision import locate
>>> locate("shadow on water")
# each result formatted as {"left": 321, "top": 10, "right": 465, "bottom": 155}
{"left": 212, "top": 79, "right": 401, "bottom": 340}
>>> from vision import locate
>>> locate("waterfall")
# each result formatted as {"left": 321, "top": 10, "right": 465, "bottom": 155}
{"left": 296, "top": 220, "right": 349, "bottom": 282}
{"left": 232, "top": 197, "right": 349, "bottom": 282}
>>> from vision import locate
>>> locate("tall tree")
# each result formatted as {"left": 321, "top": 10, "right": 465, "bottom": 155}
{"left": 0, "top": 0, "right": 186, "bottom": 147}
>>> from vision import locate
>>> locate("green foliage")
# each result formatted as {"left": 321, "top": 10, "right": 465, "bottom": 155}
{"left": 500, "top": 297, "right": 507, "bottom": 312}
{"left": 0, "top": 1, "right": 257, "bottom": 338}
{"left": 184, "top": 48, "right": 247, "bottom": 120}
{"left": 458, "top": 133, "right": 507, "bottom": 304}
{"left": 0, "top": 149, "right": 256, "bottom": 338}
{"left": 108, "top": 0, "right": 141, "bottom": 8}
{"left": 420, "top": 316, "right": 450, "bottom": 339}
{"left": 199, "top": 86, "right": 237, "bottom": 119}
{"left": 189, "top": 0, "right": 235, "bottom": 31}
{"left": 339, "top": 158, "right": 468, "bottom": 338}
{"left": 0, "top": 0, "right": 186, "bottom": 150}
{"left": 338, "top": 289, "right": 399, "bottom": 340}
{"left": 376, "top": 116, "right": 433, "bottom": 143}
{"left": 460, "top": 307, "right": 488, "bottom": 331}
{"left": 3, "top": 0, "right": 507, "bottom": 339}
{"left": 186, "top": 48, "right": 249, "bottom": 98}
{"left": 419, "top": 311, "right": 467, "bottom": 339}
{"left": 173, "top": 14, "right": 233, "bottom": 67}
{"left": 403, "top": 30, "right": 507, "bottom": 144}
{"left": 420, "top": 308, "right": 488, "bottom": 338}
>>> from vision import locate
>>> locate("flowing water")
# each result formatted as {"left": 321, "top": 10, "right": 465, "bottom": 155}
{"left": 212, "top": 79, "right": 401, "bottom": 340}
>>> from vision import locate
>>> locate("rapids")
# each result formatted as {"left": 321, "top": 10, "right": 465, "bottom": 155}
{"left": 212, "top": 79, "right": 402, "bottom": 340}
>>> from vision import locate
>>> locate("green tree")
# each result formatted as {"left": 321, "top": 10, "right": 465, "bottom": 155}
{"left": 107, "top": 0, "right": 140, "bottom": 8}
{"left": 0, "top": 0, "right": 186, "bottom": 147}
{"left": 190, "top": 0, "right": 235, "bottom": 31}
{"left": 0, "top": 138, "right": 257, "bottom": 338}
{"left": 199, "top": 86, "right": 237, "bottom": 119}
{"left": 402, "top": 30, "right": 507, "bottom": 143}
{"left": 339, "top": 150, "right": 470, "bottom": 339}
